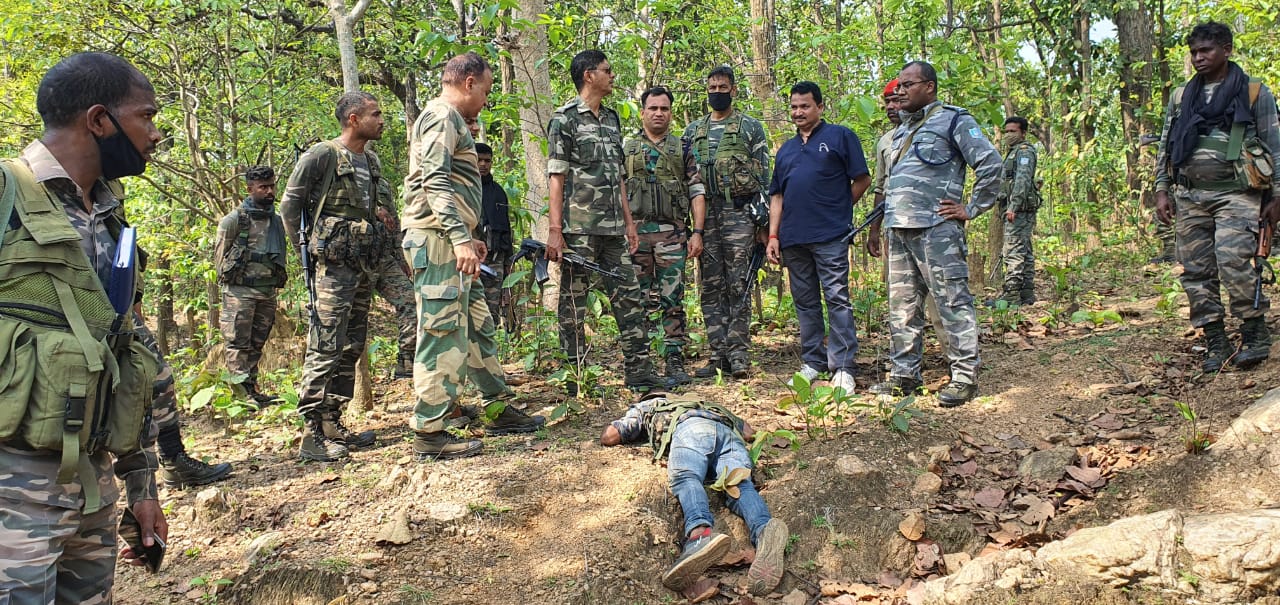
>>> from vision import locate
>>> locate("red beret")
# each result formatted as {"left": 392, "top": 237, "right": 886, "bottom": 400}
{"left": 883, "top": 78, "right": 899, "bottom": 97}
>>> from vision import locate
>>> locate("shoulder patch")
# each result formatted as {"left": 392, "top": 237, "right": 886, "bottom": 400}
{"left": 968, "top": 127, "right": 982, "bottom": 138}
{"left": 1019, "top": 157, "right": 1030, "bottom": 165}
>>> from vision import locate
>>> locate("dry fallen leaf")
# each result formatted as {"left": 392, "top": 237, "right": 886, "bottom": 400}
{"left": 973, "top": 487, "right": 1006, "bottom": 509}
{"left": 952, "top": 460, "right": 979, "bottom": 477}
{"left": 1089, "top": 413, "right": 1125, "bottom": 431}
{"left": 1065, "top": 465, "right": 1105, "bottom": 487}
{"left": 913, "top": 540, "right": 942, "bottom": 575}
{"left": 899, "top": 511, "right": 926, "bottom": 541}
{"left": 1019, "top": 499, "right": 1056, "bottom": 525}
{"left": 682, "top": 577, "right": 719, "bottom": 603}
{"left": 820, "top": 580, "right": 878, "bottom": 597}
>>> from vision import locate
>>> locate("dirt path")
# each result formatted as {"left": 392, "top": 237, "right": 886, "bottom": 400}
{"left": 116, "top": 279, "right": 1280, "bottom": 605}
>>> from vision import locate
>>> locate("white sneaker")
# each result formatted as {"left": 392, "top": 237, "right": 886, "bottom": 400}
{"left": 788, "top": 364, "right": 821, "bottom": 387}
{"left": 831, "top": 369, "right": 856, "bottom": 393}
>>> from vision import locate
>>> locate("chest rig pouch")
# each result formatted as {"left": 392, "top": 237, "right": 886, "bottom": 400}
{"left": 624, "top": 135, "right": 690, "bottom": 223}
{"left": 306, "top": 142, "right": 384, "bottom": 265}
{"left": 0, "top": 160, "right": 158, "bottom": 514}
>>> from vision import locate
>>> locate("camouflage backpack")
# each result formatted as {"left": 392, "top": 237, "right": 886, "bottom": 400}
{"left": 644, "top": 394, "right": 745, "bottom": 462}
{"left": 623, "top": 134, "right": 692, "bottom": 223}
{"left": 691, "top": 113, "right": 765, "bottom": 201}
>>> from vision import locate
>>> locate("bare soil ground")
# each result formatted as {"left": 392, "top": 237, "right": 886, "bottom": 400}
{"left": 116, "top": 266, "right": 1280, "bottom": 605}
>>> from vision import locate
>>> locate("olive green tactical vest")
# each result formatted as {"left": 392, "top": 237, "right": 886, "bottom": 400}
{"left": 624, "top": 134, "right": 690, "bottom": 223}
{"left": 691, "top": 113, "right": 763, "bottom": 201}
{"left": 0, "top": 159, "right": 158, "bottom": 514}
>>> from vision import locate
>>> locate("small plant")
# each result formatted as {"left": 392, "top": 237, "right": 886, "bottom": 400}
{"left": 546, "top": 363, "right": 602, "bottom": 421}
{"left": 1172, "top": 401, "right": 1211, "bottom": 454}
{"left": 747, "top": 428, "right": 799, "bottom": 465}
{"left": 397, "top": 584, "right": 435, "bottom": 604}
{"left": 778, "top": 372, "right": 871, "bottom": 438}
{"left": 874, "top": 395, "right": 919, "bottom": 434}
{"left": 468, "top": 501, "right": 512, "bottom": 517}
{"left": 983, "top": 299, "right": 1026, "bottom": 335}
{"left": 183, "top": 368, "right": 256, "bottom": 422}
{"left": 319, "top": 557, "right": 354, "bottom": 573}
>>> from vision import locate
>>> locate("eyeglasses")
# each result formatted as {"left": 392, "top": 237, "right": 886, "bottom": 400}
{"left": 588, "top": 66, "right": 614, "bottom": 75}
{"left": 897, "top": 80, "right": 930, "bottom": 91}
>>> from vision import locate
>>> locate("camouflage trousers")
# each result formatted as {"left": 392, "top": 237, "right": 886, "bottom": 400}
{"left": 404, "top": 228, "right": 511, "bottom": 432}
{"left": 1152, "top": 211, "right": 1176, "bottom": 255}
{"left": 631, "top": 223, "right": 688, "bottom": 353}
{"left": 0, "top": 495, "right": 118, "bottom": 605}
{"left": 298, "top": 260, "right": 373, "bottom": 416}
{"left": 1000, "top": 210, "right": 1037, "bottom": 298}
{"left": 697, "top": 206, "right": 755, "bottom": 364}
{"left": 887, "top": 221, "right": 980, "bottom": 384}
{"left": 1174, "top": 186, "right": 1269, "bottom": 326}
{"left": 219, "top": 285, "right": 277, "bottom": 391}
{"left": 370, "top": 242, "right": 417, "bottom": 364}
{"left": 480, "top": 247, "right": 512, "bottom": 331}
{"left": 559, "top": 233, "right": 654, "bottom": 376}
{"left": 781, "top": 238, "right": 859, "bottom": 372}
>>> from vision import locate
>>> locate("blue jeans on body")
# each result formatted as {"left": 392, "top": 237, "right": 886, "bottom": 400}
{"left": 667, "top": 418, "right": 772, "bottom": 544}
{"left": 781, "top": 238, "right": 858, "bottom": 372}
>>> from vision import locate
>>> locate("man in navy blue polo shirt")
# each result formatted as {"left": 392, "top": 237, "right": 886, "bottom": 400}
{"left": 765, "top": 81, "right": 872, "bottom": 392}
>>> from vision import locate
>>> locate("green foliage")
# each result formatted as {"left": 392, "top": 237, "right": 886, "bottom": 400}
{"left": 747, "top": 429, "right": 799, "bottom": 465}
{"left": 983, "top": 299, "right": 1027, "bottom": 335}
{"left": 1172, "top": 401, "right": 1210, "bottom": 454}
{"left": 183, "top": 368, "right": 255, "bottom": 422}
{"left": 1070, "top": 308, "right": 1123, "bottom": 327}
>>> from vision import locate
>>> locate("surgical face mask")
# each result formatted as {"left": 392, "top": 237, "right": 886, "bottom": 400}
{"left": 708, "top": 92, "right": 732, "bottom": 112}
{"left": 1002, "top": 131, "right": 1025, "bottom": 150}
{"left": 96, "top": 112, "right": 147, "bottom": 180}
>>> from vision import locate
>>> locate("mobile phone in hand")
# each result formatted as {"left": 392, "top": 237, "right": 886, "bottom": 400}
{"left": 118, "top": 507, "right": 165, "bottom": 573}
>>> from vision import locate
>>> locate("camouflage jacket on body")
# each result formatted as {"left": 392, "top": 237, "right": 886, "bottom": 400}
{"left": 999, "top": 142, "right": 1039, "bottom": 213}
{"left": 884, "top": 101, "right": 1002, "bottom": 229}
{"left": 1154, "top": 79, "right": 1280, "bottom": 199}
{"left": 280, "top": 139, "right": 393, "bottom": 250}
{"left": 215, "top": 197, "right": 288, "bottom": 290}
{"left": 0, "top": 140, "right": 159, "bottom": 510}
{"left": 681, "top": 111, "right": 771, "bottom": 204}
{"left": 403, "top": 97, "right": 482, "bottom": 245}
{"left": 873, "top": 128, "right": 897, "bottom": 197}
{"left": 547, "top": 96, "right": 627, "bottom": 236}
{"left": 622, "top": 130, "right": 705, "bottom": 224}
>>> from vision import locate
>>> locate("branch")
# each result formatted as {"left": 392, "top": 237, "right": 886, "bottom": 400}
{"left": 348, "top": 0, "right": 375, "bottom": 23}
{"left": 242, "top": 7, "right": 335, "bottom": 33}
{"left": 944, "top": 18, "right": 1037, "bottom": 33}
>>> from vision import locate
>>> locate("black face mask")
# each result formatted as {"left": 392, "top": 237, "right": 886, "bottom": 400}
{"left": 96, "top": 112, "right": 147, "bottom": 180}
{"left": 708, "top": 92, "right": 733, "bottom": 112}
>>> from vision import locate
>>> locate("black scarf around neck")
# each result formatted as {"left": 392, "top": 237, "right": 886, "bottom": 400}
{"left": 1168, "top": 61, "right": 1253, "bottom": 168}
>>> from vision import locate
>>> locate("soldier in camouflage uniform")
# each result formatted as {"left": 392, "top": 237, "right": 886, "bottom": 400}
{"left": 0, "top": 53, "right": 166, "bottom": 603}
{"left": 402, "top": 52, "right": 544, "bottom": 460}
{"left": 995, "top": 116, "right": 1040, "bottom": 305}
{"left": 625, "top": 86, "right": 707, "bottom": 385}
{"left": 546, "top": 50, "right": 665, "bottom": 391}
{"left": 1155, "top": 21, "right": 1280, "bottom": 372}
{"left": 683, "top": 66, "right": 771, "bottom": 380}
{"left": 281, "top": 92, "right": 386, "bottom": 462}
{"left": 368, "top": 179, "right": 418, "bottom": 380}
{"left": 477, "top": 142, "right": 515, "bottom": 330}
{"left": 215, "top": 165, "right": 287, "bottom": 403}
{"left": 871, "top": 61, "right": 1002, "bottom": 407}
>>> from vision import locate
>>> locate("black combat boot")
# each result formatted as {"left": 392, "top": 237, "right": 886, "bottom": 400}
{"left": 693, "top": 355, "right": 728, "bottom": 379}
{"left": 1235, "top": 317, "right": 1272, "bottom": 369}
{"left": 665, "top": 351, "right": 692, "bottom": 385}
{"left": 160, "top": 452, "right": 233, "bottom": 489}
{"left": 1020, "top": 287, "right": 1037, "bottom": 306}
{"left": 869, "top": 376, "right": 924, "bottom": 397}
{"left": 394, "top": 353, "right": 413, "bottom": 379}
{"left": 299, "top": 414, "right": 349, "bottom": 462}
{"left": 1201, "top": 320, "right": 1230, "bottom": 373}
{"left": 322, "top": 411, "right": 376, "bottom": 448}
{"left": 484, "top": 403, "right": 546, "bottom": 436}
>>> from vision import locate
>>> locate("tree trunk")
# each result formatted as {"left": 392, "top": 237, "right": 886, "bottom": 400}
{"left": 507, "top": 0, "right": 558, "bottom": 311}
{"left": 748, "top": 0, "right": 782, "bottom": 125}
{"left": 328, "top": 0, "right": 374, "bottom": 93}
{"left": 1115, "top": 2, "right": 1156, "bottom": 208}
{"left": 157, "top": 254, "right": 174, "bottom": 356}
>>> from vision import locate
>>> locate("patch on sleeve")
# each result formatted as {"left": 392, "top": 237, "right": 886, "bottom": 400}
{"left": 968, "top": 127, "right": 982, "bottom": 138}
{"left": 1020, "top": 157, "right": 1030, "bottom": 165}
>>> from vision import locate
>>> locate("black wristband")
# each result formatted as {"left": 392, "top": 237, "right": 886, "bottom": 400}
{"left": 692, "top": 228, "right": 705, "bottom": 235}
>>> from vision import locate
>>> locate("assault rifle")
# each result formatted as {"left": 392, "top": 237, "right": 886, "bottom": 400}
{"left": 842, "top": 203, "right": 885, "bottom": 244}
{"left": 1256, "top": 217, "right": 1276, "bottom": 310}
{"left": 511, "top": 238, "right": 625, "bottom": 285}
{"left": 297, "top": 209, "right": 320, "bottom": 325}
{"left": 740, "top": 242, "right": 766, "bottom": 309}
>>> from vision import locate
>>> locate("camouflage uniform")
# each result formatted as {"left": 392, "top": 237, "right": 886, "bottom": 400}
{"left": 682, "top": 112, "right": 770, "bottom": 369}
{"left": 0, "top": 141, "right": 159, "bottom": 604}
{"left": 1155, "top": 79, "right": 1280, "bottom": 327}
{"left": 370, "top": 218, "right": 417, "bottom": 374}
{"left": 883, "top": 102, "right": 1002, "bottom": 386}
{"left": 403, "top": 98, "right": 512, "bottom": 431}
{"left": 215, "top": 198, "right": 286, "bottom": 392}
{"left": 547, "top": 97, "right": 655, "bottom": 379}
{"left": 281, "top": 140, "right": 386, "bottom": 423}
{"left": 623, "top": 131, "right": 706, "bottom": 357}
{"left": 480, "top": 176, "right": 514, "bottom": 329}
{"left": 998, "top": 141, "right": 1040, "bottom": 303}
